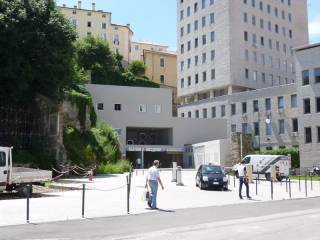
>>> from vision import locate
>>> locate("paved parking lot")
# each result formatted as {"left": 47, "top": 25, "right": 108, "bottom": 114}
{"left": 0, "top": 170, "right": 320, "bottom": 226}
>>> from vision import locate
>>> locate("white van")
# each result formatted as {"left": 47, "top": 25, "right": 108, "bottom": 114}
{"left": 233, "top": 155, "right": 291, "bottom": 181}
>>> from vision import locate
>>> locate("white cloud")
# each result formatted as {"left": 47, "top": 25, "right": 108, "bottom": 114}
{"left": 309, "top": 18, "right": 320, "bottom": 35}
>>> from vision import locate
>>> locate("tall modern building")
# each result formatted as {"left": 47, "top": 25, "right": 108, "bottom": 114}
{"left": 177, "top": 0, "right": 308, "bottom": 106}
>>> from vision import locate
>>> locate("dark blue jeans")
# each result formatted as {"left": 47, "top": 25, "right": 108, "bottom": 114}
{"left": 239, "top": 177, "right": 250, "bottom": 198}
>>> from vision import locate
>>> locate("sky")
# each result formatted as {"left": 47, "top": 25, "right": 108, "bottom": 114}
{"left": 56, "top": 0, "right": 320, "bottom": 51}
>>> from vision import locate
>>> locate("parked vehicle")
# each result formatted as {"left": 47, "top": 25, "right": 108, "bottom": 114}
{"left": 0, "top": 146, "right": 52, "bottom": 195}
{"left": 232, "top": 155, "right": 291, "bottom": 181}
{"left": 195, "top": 164, "right": 228, "bottom": 190}
{"left": 309, "top": 167, "right": 320, "bottom": 176}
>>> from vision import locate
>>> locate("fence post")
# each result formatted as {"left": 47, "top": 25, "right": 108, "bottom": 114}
{"left": 82, "top": 184, "right": 86, "bottom": 218}
{"left": 126, "top": 175, "right": 130, "bottom": 214}
{"left": 305, "top": 176, "right": 308, "bottom": 198}
{"left": 311, "top": 175, "right": 313, "bottom": 191}
{"left": 299, "top": 175, "right": 301, "bottom": 192}
{"left": 285, "top": 178, "right": 288, "bottom": 193}
{"left": 289, "top": 179, "right": 292, "bottom": 199}
{"left": 271, "top": 179, "right": 274, "bottom": 200}
{"left": 255, "top": 177, "right": 258, "bottom": 195}
{"left": 26, "top": 184, "right": 31, "bottom": 223}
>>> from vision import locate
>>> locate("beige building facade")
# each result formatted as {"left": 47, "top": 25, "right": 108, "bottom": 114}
{"left": 59, "top": 1, "right": 133, "bottom": 64}
{"left": 295, "top": 43, "right": 320, "bottom": 169}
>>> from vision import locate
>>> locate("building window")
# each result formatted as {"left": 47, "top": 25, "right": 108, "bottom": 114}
{"left": 188, "top": 76, "right": 191, "bottom": 86}
{"left": 302, "top": 70, "right": 310, "bottom": 85}
{"left": 139, "top": 104, "right": 147, "bottom": 113}
{"left": 291, "top": 94, "right": 297, "bottom": 108}
{"left": 221, "top": 105, "right": 226, "bottom": 117}
{"left": 253, "top": 100, "right": 259, "bottom": 112}
{"left": 194, "top": 2, "right": 198, "bottom": 12}
{"left": 87, "top": 21, "right": 92, "bottom": 27}
{"left": 315, "top": 68, "right": 320, "bottom": 83}
{"left": 304, "top": 98, "right": 311, "bottom": 114}
{"left": 160, "top": 57, "right": 165, "bottom": 67}
{"left": 211, "top": 50, "right": 215, "bottom": 61}
{"left": 231, "top": 124, "right": 237, "bottom": 133}
{"left": 202, "top": 16, "right": 206, "bottom": 27}
{"left": 265, "top": 98, "right": 271, "bottom": 111}
{"left": 242, "top": 123, "right": 248, "bottom": 134}
{"left": 202, "top": 53, "right": 206, "bottom": 64}
{"left": 279, "top": 120, "right": 285, "bottom": 134}
{"left": 195, "top": 38, "right": 199, "bottom": 48}
{"left": 210, "top": 13, "right": 215, "bottom": 24}
{"left": 160, "top": 75, "right": 165, "bottom": 84}
{"left": 203, "top": 71, "right": 207, "bottom": 82}
{"left": 242, "top": 102, "right": 247, "bottom": 114}
{"left": 316, "top": 97, "right": 320, "bottom": 112}
{"left": 188, "top": 111, "right": 192, "bottom": 118}
{"left": 210, "top": 31, "right": 215, "bottom": 42}
{"left": 212, "top": 107, "right": 216, "bottom": 118}
{"left": 97, "top": 103, "right": 104, "bottom": 110}
{"left": 292, "top": 118, "right": 298, "bottom": 132}
{"left": 181, "top": 78, "right": 184, "bottom": 88}
{"left": 181, "top": 113, "right": 185, "bottom": 118}
{"left": 254, "top": 122, "right": 259, "bottom": 136}
{"left": 195, "top": 110, "right": 199, "bottom": 118}
{"left": 202, "top": 34, "right": 207, "bottom": 45}
{"left": 155, "top": 105, "right": 161, "bottom": 113}
{"left": 194, "top": 20, "right": 198, "bottom": 30}
{"left": 211, "top": 69, "right": 215, "bottom": 80}
{"left": 266, "top": 122, "right": 272, "bottom": 136}
{"left": 203, "top": 108, "right": 207, "bottom": 118}
{"left": 231, "top": 104, "right": 236, "bottom": 115}
{"left": 114, "top": 104, "right": 122, "bottom": 111}
{"left": 195, "top": 74, "right": 199, "bottom": 84}
{"left": 244, "top": 31, "right": 248, "bottom": 41}
{"left": 245, "top": 68, "right": 249, "bottom": 79}
{"left": 278, "top": 96, "right": 284, "bottom": 110}
{"left": 305, "top": 127, "right": 312, "bottom": 144}
{"left": 102, "top": 22, "right": 106, "bottom": 29}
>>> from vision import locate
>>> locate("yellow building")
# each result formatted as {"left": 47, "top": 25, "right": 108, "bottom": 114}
{"left": 58, "top": 1, "right": 133, "bottom": 64}
{"left": 130, "top": 41, "right": 178, "bottom": 115}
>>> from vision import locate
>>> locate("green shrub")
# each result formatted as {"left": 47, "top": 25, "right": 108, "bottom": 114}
{"left": 256, "top": 147, "right": 300, "bottom": 168}
{"left": 96, "top": 159, "right": 132, "bottom": 174}
{"left": 63, "top": 123, "right": 121, "bottom": 167}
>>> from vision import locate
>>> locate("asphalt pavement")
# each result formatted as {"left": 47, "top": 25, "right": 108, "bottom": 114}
{"left": 1, "top": 197, "right": 320, "bottom": 240}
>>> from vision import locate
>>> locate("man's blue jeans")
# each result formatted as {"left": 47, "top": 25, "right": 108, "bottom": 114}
{"left": 148, "top": 180, "right": 158, "bottom": 209}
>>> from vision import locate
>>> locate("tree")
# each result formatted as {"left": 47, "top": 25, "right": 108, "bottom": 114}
{"left": 0, "top": 0, "right": 77, "bottom": 104}
{"left": 127, "top": 60, "right": 147, "bottom": 77}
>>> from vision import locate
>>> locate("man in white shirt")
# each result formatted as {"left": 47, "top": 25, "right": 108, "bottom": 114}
{"left": 237, "top": 160, "right": 251, "bottom": 199}
{"left": 145, "top": 160, "right": 164, "bottom": 209}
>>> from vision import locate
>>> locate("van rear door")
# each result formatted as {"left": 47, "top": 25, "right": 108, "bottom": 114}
{"left": 0, "top": 150, "right": 8, "bottom": 188}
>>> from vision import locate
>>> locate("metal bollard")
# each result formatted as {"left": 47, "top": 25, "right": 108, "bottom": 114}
{"left": 26, "top": 184, "right": 31, "bottom": 223}
{"left": 285, "top": 178, "right": 288, "bottom": 193}
{"left": 255, "top": 177, "right": 258, "bottom": 195}
{"left": 258, "top": 171, "right": 260, "bottom": 181}
{"left": 289, "top": 179, "right": 292, "bottom": 199}
{"left": 311, "top": 176, "right": 313, "bottom": 191}
{"left": 126, "top": 175, "right": 130, "bottom": 214}
{"left": 305, "top": 176, "right": 308, "bottom": 198}
{"left": 82, "top": 184, "right": 86, "bottom": 218}
{"left": 176, "top": 166, "right": 184, "bottom": 186}
{"left": 271, "top": 180, "right": 274, "bottom": 200}
{"left": 171, "top": 162, "right": 177, "bottom": 182}
{"left": 299, "top": 175, "right": 301, "bottom": 192}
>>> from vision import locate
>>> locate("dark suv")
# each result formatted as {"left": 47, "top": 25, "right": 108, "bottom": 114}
{"left": 196, "top": 164, "right": 228, "bottom": 190}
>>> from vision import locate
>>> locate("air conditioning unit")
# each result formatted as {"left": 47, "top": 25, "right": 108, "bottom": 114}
{"left": 291, "top": 132, "right": 299, "bottom": 137}
{"left": 127, "top": 140, "right": 134, "bottom": 145}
